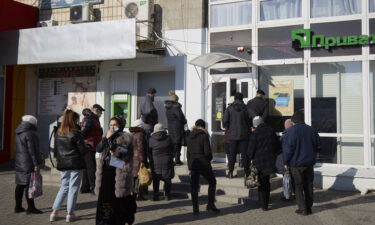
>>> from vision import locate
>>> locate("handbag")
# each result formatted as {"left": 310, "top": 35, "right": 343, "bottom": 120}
{"left": 138, "top": 165, "right": 152, "bottom": 187}
{"left": 245, "top": 164, "right": 260, "bottom": 189}
{"left": 28, "top": 171, "right": 43, "bottom": 199}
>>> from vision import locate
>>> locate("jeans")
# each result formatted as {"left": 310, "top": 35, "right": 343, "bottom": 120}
{"left": 52, "top": 170, "right": 83, "bottom": 214}
{"left": 290, "top": 166, "right": 314, "bottom": 212}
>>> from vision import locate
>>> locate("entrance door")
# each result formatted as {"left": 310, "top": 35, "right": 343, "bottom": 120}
{"left": 210, "top": 75, "right": 256, "bottom": 161}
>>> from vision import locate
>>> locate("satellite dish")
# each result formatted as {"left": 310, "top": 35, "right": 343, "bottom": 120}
{"left": 125, "top": 2, "right": 139, "bottom": 18}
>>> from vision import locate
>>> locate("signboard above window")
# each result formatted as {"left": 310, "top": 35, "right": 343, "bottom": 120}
{"left": 40, "top": 0, "right": 103, "bottom": 9}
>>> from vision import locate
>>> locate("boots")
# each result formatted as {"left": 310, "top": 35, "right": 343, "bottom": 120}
{"left": 191, "top": 191, "right": 199, "bottom": 215}
{"left": 206, "top": 204, "right": 220, "bottom": 213}
{"left": 226, "top": 171, "right": 234, "bottom": 179}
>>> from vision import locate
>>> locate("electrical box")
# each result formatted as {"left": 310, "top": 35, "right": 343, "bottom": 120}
{"left": 111, "top": 93, "right": 131, "bottom": 128}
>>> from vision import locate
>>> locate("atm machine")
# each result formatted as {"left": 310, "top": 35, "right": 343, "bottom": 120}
{"left": 111, "top": 93, "right": 131, "bottom": 128}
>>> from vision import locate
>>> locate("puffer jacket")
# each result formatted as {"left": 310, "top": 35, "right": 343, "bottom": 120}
{"left": 15, "top": 122, "right": 43, "bottom": 185}
{"left": 129, "top": 127, "right": 146, "bottom": 177}
{"left": 149, "top": 131, "right": 174, "bottom": 179}
{"left": 165, "top": 100, "right": 187, "bottom": 144}
{"left": 223, "top": 100, "right": 251, "bottom": 141}
{"left": 186, "top": 126, "right": 213, "bottom": 171}
{"left": 54, "top": 130, "right": 88, "bottom": 171}
{"left": 95, "top": 132, "right": 134, "bottom": 197}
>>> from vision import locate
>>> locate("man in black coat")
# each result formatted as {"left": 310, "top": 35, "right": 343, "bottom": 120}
{"left": 223, "top": 92, "right": 251, "bottom": 178}
{"left": 14, "top": 115, "right": 43, "bottom": 214}
{"left": 165, "top": 94, "right": 187, "bottom": 165}
{"left": 186, "top": 119, "right": 220, "bottom": 214}
{"left": 283, "top": 111, "right": 321, "bottom": 216}
{"left": 247, "top": 89, "right": 269, "bottom": 125}
{"left": 140, "top": 88, "right": 158, "bottom": 133}
{"left": 248, "top": 116, "right": 280, "bottom": 211}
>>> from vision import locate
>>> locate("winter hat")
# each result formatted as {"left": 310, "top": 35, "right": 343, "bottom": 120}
{"left": 133, "top": 119, "right": 144, "bottom": 128}
{"left": 195, "top": 119, "right": 206, "bottom": 129}
{"left": 153, "top": 123, "right": 165, "bottom": 133}
{"left": 252, "top": 116, "right": 263, "bottom": 128}
{"left": 22, "top": 115, "right": 37, "bottom": 127}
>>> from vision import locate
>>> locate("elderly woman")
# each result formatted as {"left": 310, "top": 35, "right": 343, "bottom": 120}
{"left": 95, "top": 116, "right": 136, "bottom": 225}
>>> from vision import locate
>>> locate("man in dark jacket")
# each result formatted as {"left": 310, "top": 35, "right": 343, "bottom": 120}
{"left": 186, "top": 119, "right": 220, "bottom": 214}
{"left": 80, "top": 104, "right": 104, "bottom": 194}
{"left": 223, "top": 92, "right": 251, "bottom": 178}
{"left": 247, "top": 89, "right": 269, "bottom": 125}
{"left": 165, "top": 93, "right": 187, "bottom": 165}
{"left": 140, "top": 88, "right": 158, "bottom": 133}
{"left": 14, "top": 115, "right": 43, "bottom": 214}
{"left": 283, "top": 111, "right": 321, "bottom": 216}
{"left": 248, "top": 116, "right": 280, "bottom": 211}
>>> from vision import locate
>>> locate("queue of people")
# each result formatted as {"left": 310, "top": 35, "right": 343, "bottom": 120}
{"left": 13, "top": 87, "right": 321, "bottom": 225}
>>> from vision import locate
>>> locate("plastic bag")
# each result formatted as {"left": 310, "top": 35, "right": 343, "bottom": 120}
{"left": 283, "top": 170, "right": 292, "bottom": 199}
{"left": 245, "top": 164, "right": 260, "bottom": 189}
{"left": 28, "top": 172, "right": 43, "bottom": 199}
{"left": 138, "top": 166, "right": 152, "bottom": 187}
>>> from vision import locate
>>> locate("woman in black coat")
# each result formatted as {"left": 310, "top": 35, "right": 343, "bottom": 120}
{"left": 149, "top": 123, "right": 174, "bottom": 201}
{"left": 248, "top": 116, "right": 280, "bottom": 211}
{"left": 14, "top": 115, "right": 43, "bottom": 214}
{"left": 165, "top": 93, "right": 187, "bottom": 165}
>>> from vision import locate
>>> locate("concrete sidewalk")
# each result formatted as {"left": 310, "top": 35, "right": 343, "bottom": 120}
{"left": 1, "top": 165, "right": 375, "bottom": 225}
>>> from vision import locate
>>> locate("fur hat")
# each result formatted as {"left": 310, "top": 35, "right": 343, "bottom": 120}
{"left": 133, "top": 119, "right": 144, "bottom": 128}
{"left": 153, "top": 123, "right": 165, "bottom": 133}
{"left": 252, "top": 116, "right": 263, "bottom": 128}
{"left": 22, "top": 115, "right": 37, "bottom": 127}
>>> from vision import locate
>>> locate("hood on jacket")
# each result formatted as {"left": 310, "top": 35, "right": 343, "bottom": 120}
{"left": 190, "top": 126, "right": 208, "bottom": 139}
{"left": 151, "top": 131, "right": 168, "bottom": 141}
{"left": 164, "top": 100, "right": 181, "bottom": 109}
{"left": 233, "top": 100, "right": 247, "bottom": 112}
{"left": 82, "top": 108, "right": 93, "bottom": 117}
{"left": 129, "top": 126, "right": 145, "bottom": 133}
{"left": 16, "top": 121, "right": 36, "bottom": 134}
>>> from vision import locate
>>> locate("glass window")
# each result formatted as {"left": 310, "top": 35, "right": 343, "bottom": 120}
{"left": 369, "top": 19, "right": 375, "bottom": 54}
{"left": 371, "top": 0, "right": 375, "bottom": 13}
{"left": 259, "top": 64, "right": 304, "bottom": 132}
{"left": 310, "top": 20, "right": 362, "bottom": 57}
{"left": 310, "top": 0, "right": 361, "bottom": 18}
{"left": 258, "top": 25, "right": 303, "bottom": 60}
{"left": 260, "top": 0, "right": 302, "bottom": 21}
{"left": 210, "top": 30, "right": 252, "bottom": 61}
{"left": 210, "top": 1, "right": 252, "bottom": 28}
{"left": 317, "top": 137, "right": 363, "bottom": 165}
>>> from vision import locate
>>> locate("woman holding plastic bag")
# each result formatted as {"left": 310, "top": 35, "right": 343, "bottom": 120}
{"left": 95, "top": 116, "right": 136, "bottom": 225}
{"left": 14, "top": 115, "right": 43, "bottom": 214}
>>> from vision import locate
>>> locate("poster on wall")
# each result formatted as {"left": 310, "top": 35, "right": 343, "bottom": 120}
{"left": 38, "top": 66, "right": 96, "bottom": 115}
{"left": 269, "top": 81, "right": 294, "bottom": 116}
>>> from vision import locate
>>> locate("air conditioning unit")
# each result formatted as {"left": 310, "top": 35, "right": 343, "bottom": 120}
{"left": 124, "top": 0, "right": 154, "bottom": 40}
{"left": 70, "top": 3, "right": 94, "bottom": 23}
{"left": 37, "top": 20, "right": 58, "bottom": 27}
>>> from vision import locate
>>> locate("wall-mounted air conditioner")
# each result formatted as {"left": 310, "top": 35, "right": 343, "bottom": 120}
{"left": 37, "top": 20, "right": 58, "bottom": 27}
{"left": 70, "top": 3, "right": 94, "bottom": 23}
{"left": 123, "top": 0, "right": 154, "bottom": 40}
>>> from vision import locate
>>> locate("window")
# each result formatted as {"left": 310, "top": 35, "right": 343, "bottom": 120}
{"left": 310, "top": 20, "right": 362, "bottom": 57}
{"left": 258, "top": 25, "right": 303, "bottom": 60}
{"left": 259, "top": 64, "right": 304, "bottom": 132}
{"left": 370, "top": 61, "right": 375, "bottom": 165}
{"left": 0, "top": 66, "right": 4, "bottom": 149}
{"left": 210, "top": 30, "right": 252, "bottom": 60}
{"left": 260, "top": 0, "right": 301, "bottom": 21}
{"left": 311, "top": 62, "right": 363, "bottom": 165}
{"left": 369, "top": 19, "right": 375, "bottom": 54}
{"left": 371, "top": 0, "right": 375, "bottom": 13}
{"left": 210, "top": 1, "right": 252, "bottom": 28}
{"left": 310, "top": 0, "right": 361, "bottom": 18}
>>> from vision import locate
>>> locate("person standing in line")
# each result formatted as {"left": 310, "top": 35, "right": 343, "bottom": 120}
{"left": 223, "top": 92, "right": 251, "bottom": 178}
{"left": 247, "top": 89, "right": 269, "bottom": 125}
{"left": 248, "top": 116, "right": 280, "bottom": 211}
{"left": 165, "top": 91, "right": 187, "bottom": 165}
{"left": 129, "top": 119, "right": 148, "bottom": 201}
{"left": 283, "top": 111, "right": 321, "bottom": 216}
{"left": 14, "top": 115, "right": 43, "bottom": 214}
{"left": 80, "top": 104, "right": 104, "bottom": 194}
{"left": 95, "top": 116, "right": 136, "bottom": 225}
{"left": 50, "top": 110, "right": 89, "bottom": 222}
{"left": 149, "top": 123, "right": 174, "bottom": 201}
{"left": 186, "top": 119, "right": 220, "bottom": 215}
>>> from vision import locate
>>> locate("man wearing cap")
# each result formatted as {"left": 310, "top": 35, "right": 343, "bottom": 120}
{"left": 248, "top": 116, "right": 280, "bottom": 211}
{"left": 247, "top": 89, "right": 269, "bottom": 125}
{"left": 80, "top": 104, "right": 104, "bottom": 194}
{"left": 223, "top": 92, "right": 251, "bottom": 178}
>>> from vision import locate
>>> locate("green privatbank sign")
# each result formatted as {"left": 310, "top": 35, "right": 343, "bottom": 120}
{"left": 291, "top": 29, "right": 375, "bottom": 50}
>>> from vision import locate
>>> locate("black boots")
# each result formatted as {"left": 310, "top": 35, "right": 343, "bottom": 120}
{"left": 191, "top": 191, "right": 200, "bottom": 215}
{"left": 226, "top": 171, "right": 234, "bottom": 179}
{"left": 14, "top": 207, "right": 26, "bottom": 213}
{"left": 206, "top": 204, "right": 220, "bottom": 213}
{"left": 26, "top": 208, "right": 43, "bottom": 214}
